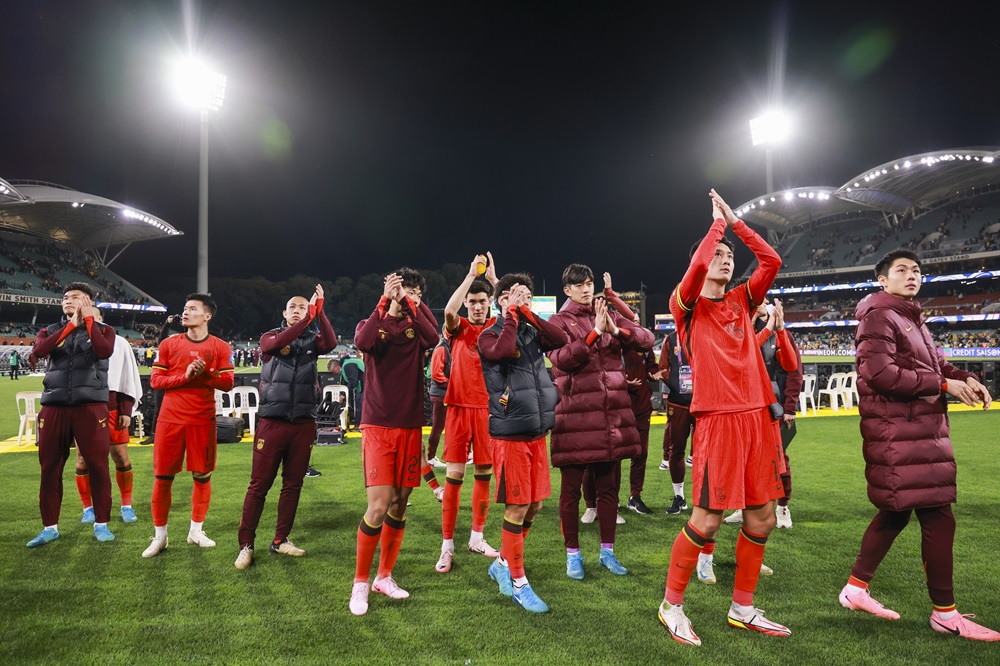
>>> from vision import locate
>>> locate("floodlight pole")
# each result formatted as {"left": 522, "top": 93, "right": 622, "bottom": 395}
{"left": 197, "top": 109, "right": 210, "bottom": 293}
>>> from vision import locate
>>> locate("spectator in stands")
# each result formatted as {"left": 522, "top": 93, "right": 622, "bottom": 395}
{"left": 9, "top": 350, "right": 20, "bottom": 380}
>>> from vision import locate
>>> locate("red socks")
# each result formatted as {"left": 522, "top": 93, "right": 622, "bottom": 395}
{"left": 75, "top": 467, "right": 92, "bottom": 508}
{"left": 377, "top": 513, "right": 406, "bottom": 578}
{"left": 665, "top": 522, "right": 708, "bottom": 605}
{"left": 441, "top": 476, "right": 463, "bottom": 540}
{"left": 191, "top": 476, "right": 212, "bottom": 523}
{"left": 355, "top": 517, "right": 383, "bottom": 582}
{"left": 502, "top": 519, "right": 525, "bottom": 578}
{"left": 422, "top": 465, "right": 441, "bottom": 490}
{"left": 471, "top": 474, "right": 492, "bottom": 533}
{"left": 151, "top": 476, "right": 173, "bottom": 527}
{"left": 733, "top": 527, "right": 768, "bottom": 607}
{"left": 115, "top": 465, "right": 133, "bottom": 506}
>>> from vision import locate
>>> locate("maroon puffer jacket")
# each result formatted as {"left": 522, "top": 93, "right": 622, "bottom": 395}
{"left": 547, "top": 300, "right": 655, "bottom": 467}
{"left": 855, "top": 290, "right": 974, "bottom": 510}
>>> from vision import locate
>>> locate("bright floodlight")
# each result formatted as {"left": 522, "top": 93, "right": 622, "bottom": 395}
{"left": 172, "top": 58, "right": 227, "bottom": 112}
{"left": 750, "top": 112, "right": 791, "bottom": 146}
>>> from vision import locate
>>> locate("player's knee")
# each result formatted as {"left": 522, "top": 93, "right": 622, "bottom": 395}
{"left": 192, "top": 472, "right": 212, "bottom": 482}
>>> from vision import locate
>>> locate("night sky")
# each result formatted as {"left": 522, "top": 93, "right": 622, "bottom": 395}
{"left": 3, "top": 0, "right": 999, "bottom": 304}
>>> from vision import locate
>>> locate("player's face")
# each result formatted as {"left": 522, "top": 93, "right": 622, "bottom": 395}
{"left": 879, "top": 259, "right": 922, "bottom": 299}
{"left": 62, "top": 289, "right": 88, "bottom": 316}
{"left": 181, "top": 300, "right": 212, "bottom": 328}
{"left": 283, "top": 297, "right": 310, "bottom": 327}
{"left": 465, "top": 292, "right": 491, "bottom": 324}
{"left": 706, "top": 243, "right": 734, "bottom": 283}
{"left": 403, "top": 286, "right": 423, "bottom": 305}
{"left": 564, "top": 279, "right": 594, "bottom": 305}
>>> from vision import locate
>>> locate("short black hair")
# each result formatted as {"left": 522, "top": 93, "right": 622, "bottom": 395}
{"left": 467, "top": 278, "right": 494, "bottom": 298}
{"left": 186, "top": 292, "right": 218, "bottom": 317}
{"left": 63, "top": 282, "right": 97, "bottom": 300}
{"left": 394, "top": 267, "right": 426, "bottom": 293}
{"left": 494, "top": 273, "right": 535, "bottom": 307}
{"left": 689, "top": 236, "right": 735, "bottom": 259}
{"left": 561, "top": 263, "right": 594, "bottom": 287}
{"left": 875, "top": 249, "right": 921, "bottom": 279}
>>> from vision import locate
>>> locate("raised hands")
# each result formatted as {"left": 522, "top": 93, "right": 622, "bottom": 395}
{"left": 710, "top": 188, "right": 738, "bottom": 228}
{"left": 603, "top": 271, "right": 613, "bottom": 295}
{"left": 70, "top": 293, "right": 93, "bottom": 327}
{"left": 771, "top": 298, "right": 785, "bottom": 331}
{"left": 593, "top": 297, "right": 619, "bottom": 336}
{"left": 383, "top": 273, "right": 404, "bottom": 302}
{"left": 309, "top": 283, "right": 324, "bottom": 307}
{"left": 484, "top": 251, "right": 498, "bottom": 285}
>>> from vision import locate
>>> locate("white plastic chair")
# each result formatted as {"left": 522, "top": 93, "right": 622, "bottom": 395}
{"left": 215, "top": 389, "right": 235, "bottom": 418}
{"left": 841, "top": 371, "right": 859, "bottom": 409}
{"left": 322, "top": 384, "right": 349, "bottom": 430}
{"left": 818, "top": 373, "right": 848, "bottom": 412}
{"left": 231, "top": 386, "right": 260, "bottom": 436}
{"left": 799, "top": 374, "right": 817, "bottom": 416}
{"left": 16, "top": 391, "right": 42, "bottom": 446}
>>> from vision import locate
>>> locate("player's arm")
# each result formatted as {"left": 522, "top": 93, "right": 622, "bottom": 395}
{"left": 676, "top": 219, "right": 727, "bottom": 312}
{"left": 31, "top": 325, "right": 62, "bottom": 359}
{"left": 116, "top": 393, "right": 135, "bottom": 418}
{"left": 774, "top": 329, "right": 798, "bottom": 372}
{"left": 856, "top": 313, "right": 941, "bottom": 398}
{"left": 430, "top": 345, "right": 448, "bottom": 382}
{"left": 518, "top": 305, "right": 569, "bottom": 351}
{"left": 203, "top": 341, "right": 235, "bottom": 391}
{"left": 314, "top": 306, "right": 338, "bottom": 355}
{"left": 479, "top": 308, "right": 519, "bottom": 361}
{"left": 411, "top": 299, "right": 441, "bottom": 349}
{"left": 444, "top": 256, "right": 482, "bottom": 333}
{"left": 150, "top": 339, "right": 190, "bottom": 390}
{"left": 609, "top": 311, "right": 654, "bottom": 351}
{"left": 260, "top": 316, "right": 313, "bottom": 354}
{"left": 546, "top": 318, "right": 593, "bottom": 372}
{"left": 780, "top": 333, "right": 804, "bottom": 414}
{"left": 710, "top": 188, "right": 781, "bottom": 307}
{"left": 602, "top": 273, "right": 638, "bottom": 321}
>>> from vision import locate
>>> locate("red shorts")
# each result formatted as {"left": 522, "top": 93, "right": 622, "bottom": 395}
{"left": 154, "top": 421, "right": 217, "bottom": 475}
{"left": 690, "top": 408, "right": 784, "bottom": 511}
{"left": 443, "top": 406, "right": 491, "bottom": 465}
{"left": 492, "top": 437, "right": 551, "bottom": 505}
{"left": 109, "top": 409, "right": 130, "bottom": 446}
{"left": 361, "top": 425, "right": 422, "bottom": 488}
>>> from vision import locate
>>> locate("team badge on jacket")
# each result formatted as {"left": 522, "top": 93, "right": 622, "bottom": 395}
{"left": 280, "top": 346, "right": 291, "bottom": 356}
{"left": 405, "top": 328, "right": 415, "bottom": 339}
{"left": 256, "top": 439, "right": 265, "bottom": 450}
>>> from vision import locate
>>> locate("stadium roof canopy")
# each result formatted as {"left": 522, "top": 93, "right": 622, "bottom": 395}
{"left": 735, "top": 147, "right": 1000, "bottom": 233}
{"left": 0, "top": 178, "right": 181, "bottom": 257}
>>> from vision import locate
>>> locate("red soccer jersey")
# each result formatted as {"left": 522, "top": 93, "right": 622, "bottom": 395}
{"left": 151, "top": 333, "right": 235, "bottom": 425}
{"left": 444, "top": 316, "right": 494, "bottom": 408}
{"left": 669, "top": 217, "right": 781, "bottom": 416}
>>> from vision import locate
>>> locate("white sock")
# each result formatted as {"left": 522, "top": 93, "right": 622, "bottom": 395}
{"left": 731, "top": 601, "right": 755, "bottom": 616}
{"left": 698, "top": 553, "right": 713, "bottom": 565}
{"left": 935, "top": 609, "right": 958, "bottom": 619}
{"left": 672, "top": 483, "right": 684, "bottom": 497}
{"left": 94, "top": 522, "right": 107, "bottom": 528}
{"left": 190, "top": 520, "right": 203, "bottom": 534}
{"left": 497, "top": 556, "right": 509, "bottom": 568}
{"left": 442, "top": 538, "right": 454, "bottom": 552}
{"left": 469, "top": 530, "right": 483, "bottom": 545}
{"left": 83, "top": 505, "right": 93, "bottom": 512}
{"left": 154, "top": 525, "right": 167, "bottom": 538}
{"left": 122, "top": 505, "right": 132, "bottom": 510}
{"left": 513, "top": 576, "right": 528, "bottom": 588}
{"left": 46, "top": 524, "right": 58, "bottom": 532}
{"left": 844, "top": 583, "right": 865, "bottom": 595}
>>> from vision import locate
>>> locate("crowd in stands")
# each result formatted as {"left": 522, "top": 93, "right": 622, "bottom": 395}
{"left": 793, "top": 327, "right": 999, "bottom": 352}
{"left": 0, "top": 236, "right": 151, "bottom": 304}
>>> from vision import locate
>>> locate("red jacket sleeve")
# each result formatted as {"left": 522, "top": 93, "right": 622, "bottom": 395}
{"left": 856, "top": 312, "right": 941, "bottom": 398}
{"left": 150, "top": 338, "right": 188, "bottom": 390}
{"left": 780, "top": 331, "right": 804, "bottom": 413}
{"left": 260, "top": 316, "right": 313, "bottom": 355}
{"left": 430, "top": 345, "right": 448, "bottom": 382}
{"left": 314, "top": 307, "right": 337, "bottom": 354}
{"left": 410, "top": 299, "right": 440, "bottom": 349}
{"left": 732, "top": 219, "right": 782, "bottom": 308}
{"left": 32, "top": 324, "right": 63, "bottom": 359}
{"left": 610, "top": 311, "right": 654, "bottom": 351}
{"left": 86, "top": 318, "right": 115, "bottom": 359}
{"left": 675, "top": 218, "right": 727, "bottom": 313}
{"left": 355, "top": 297, "right": 389, "bottom": 354}
{"left": 518, "top": 306, "right": 569, "bottom": 351}
{"left": 479, "top": 308, "right": 520, "bottom": 361}
{"left": 604, "top": 289, "right": 636, "bottom": 321}
{"left": 774, "top": 329, "right": 798, "bottom": 372}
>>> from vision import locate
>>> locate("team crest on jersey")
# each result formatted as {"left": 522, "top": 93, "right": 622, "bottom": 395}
{"left": 369, "top": 467, "right": 378, "bottom": 479}
{"left": 256, "top": 439, "right": 265, "bottom": 450}
{"left": 511, "top": 484, "right": 521, "bottom": 498}
{"left": 405, "top": 328, "right": 415, "bottom": 339}
{"left": 729, "top": 300, "right": 743, "bottom": 315}
{"left": 512, "top": 347, "right": 521, "bottom": 359}
{"left": 715, "top": 487, "right": 727, "bottom": 503}
{"left": 280, "top": 346, "right": 291, "bottom": 356}
{"left": 38, "top": 418, "right": 44, "bottom": 429}
{"left": 667, "top": 406, "right": 674, "bottom": 417}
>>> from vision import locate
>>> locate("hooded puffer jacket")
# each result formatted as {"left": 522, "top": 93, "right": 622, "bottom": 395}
{"left": 855, "top": 289, "right": 975, "bottom": 510}
{"left": 547, "top": 300, "right": 654, "bottom": 467}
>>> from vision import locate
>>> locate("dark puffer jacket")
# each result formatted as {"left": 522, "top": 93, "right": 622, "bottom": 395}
{"left": 855, "top": 290, "right": 974, "bottom": 511}
{"left": 547, "top": 300, "right": 654, "bottom": 467}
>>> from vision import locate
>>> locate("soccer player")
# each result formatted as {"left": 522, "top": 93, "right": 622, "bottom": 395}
{"left": 479, "top": 274, "right": 568, "bottom": 613}
{"left": 142, "top": 293, "right": 234, "bottom": 557}
{"left": 839, "top": 249, "right": 998, "bottom": 641}
{"left": 234, "top": 285, "right": 336, "bottom": 570}
{"left": 74, "top": 308, "right": 143, "bottom": 524}
{"left": 548, "top": 263, "right": 654, "bottom": 580}
{"left": 657, "top": 189, "right": 788, "bottom": 646}
{"left": 350, "top": 268, "right": 439, "bottom": 616}
{"left": 656, "top": 331, "right": 694, "bottom": 517}
{"left": 435, "top": 254, "right": 500, "bottom": 573}
{"left": 28, "top": 282, "right": 117, "bottom": 547}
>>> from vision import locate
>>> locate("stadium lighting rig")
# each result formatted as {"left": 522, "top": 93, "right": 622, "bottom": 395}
{"left": 169, "top": 56, "right": 227, "bottom": 293}
{"left": 750, "top": 111, "right": 793, "bottom": 195}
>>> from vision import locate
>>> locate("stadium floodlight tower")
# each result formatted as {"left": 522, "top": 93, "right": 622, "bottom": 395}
{"left": 750, "top": 111, "right": 792, "bottom": 194}
{"left": 171, "top": 57, "right": 227, "bottom": 293}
